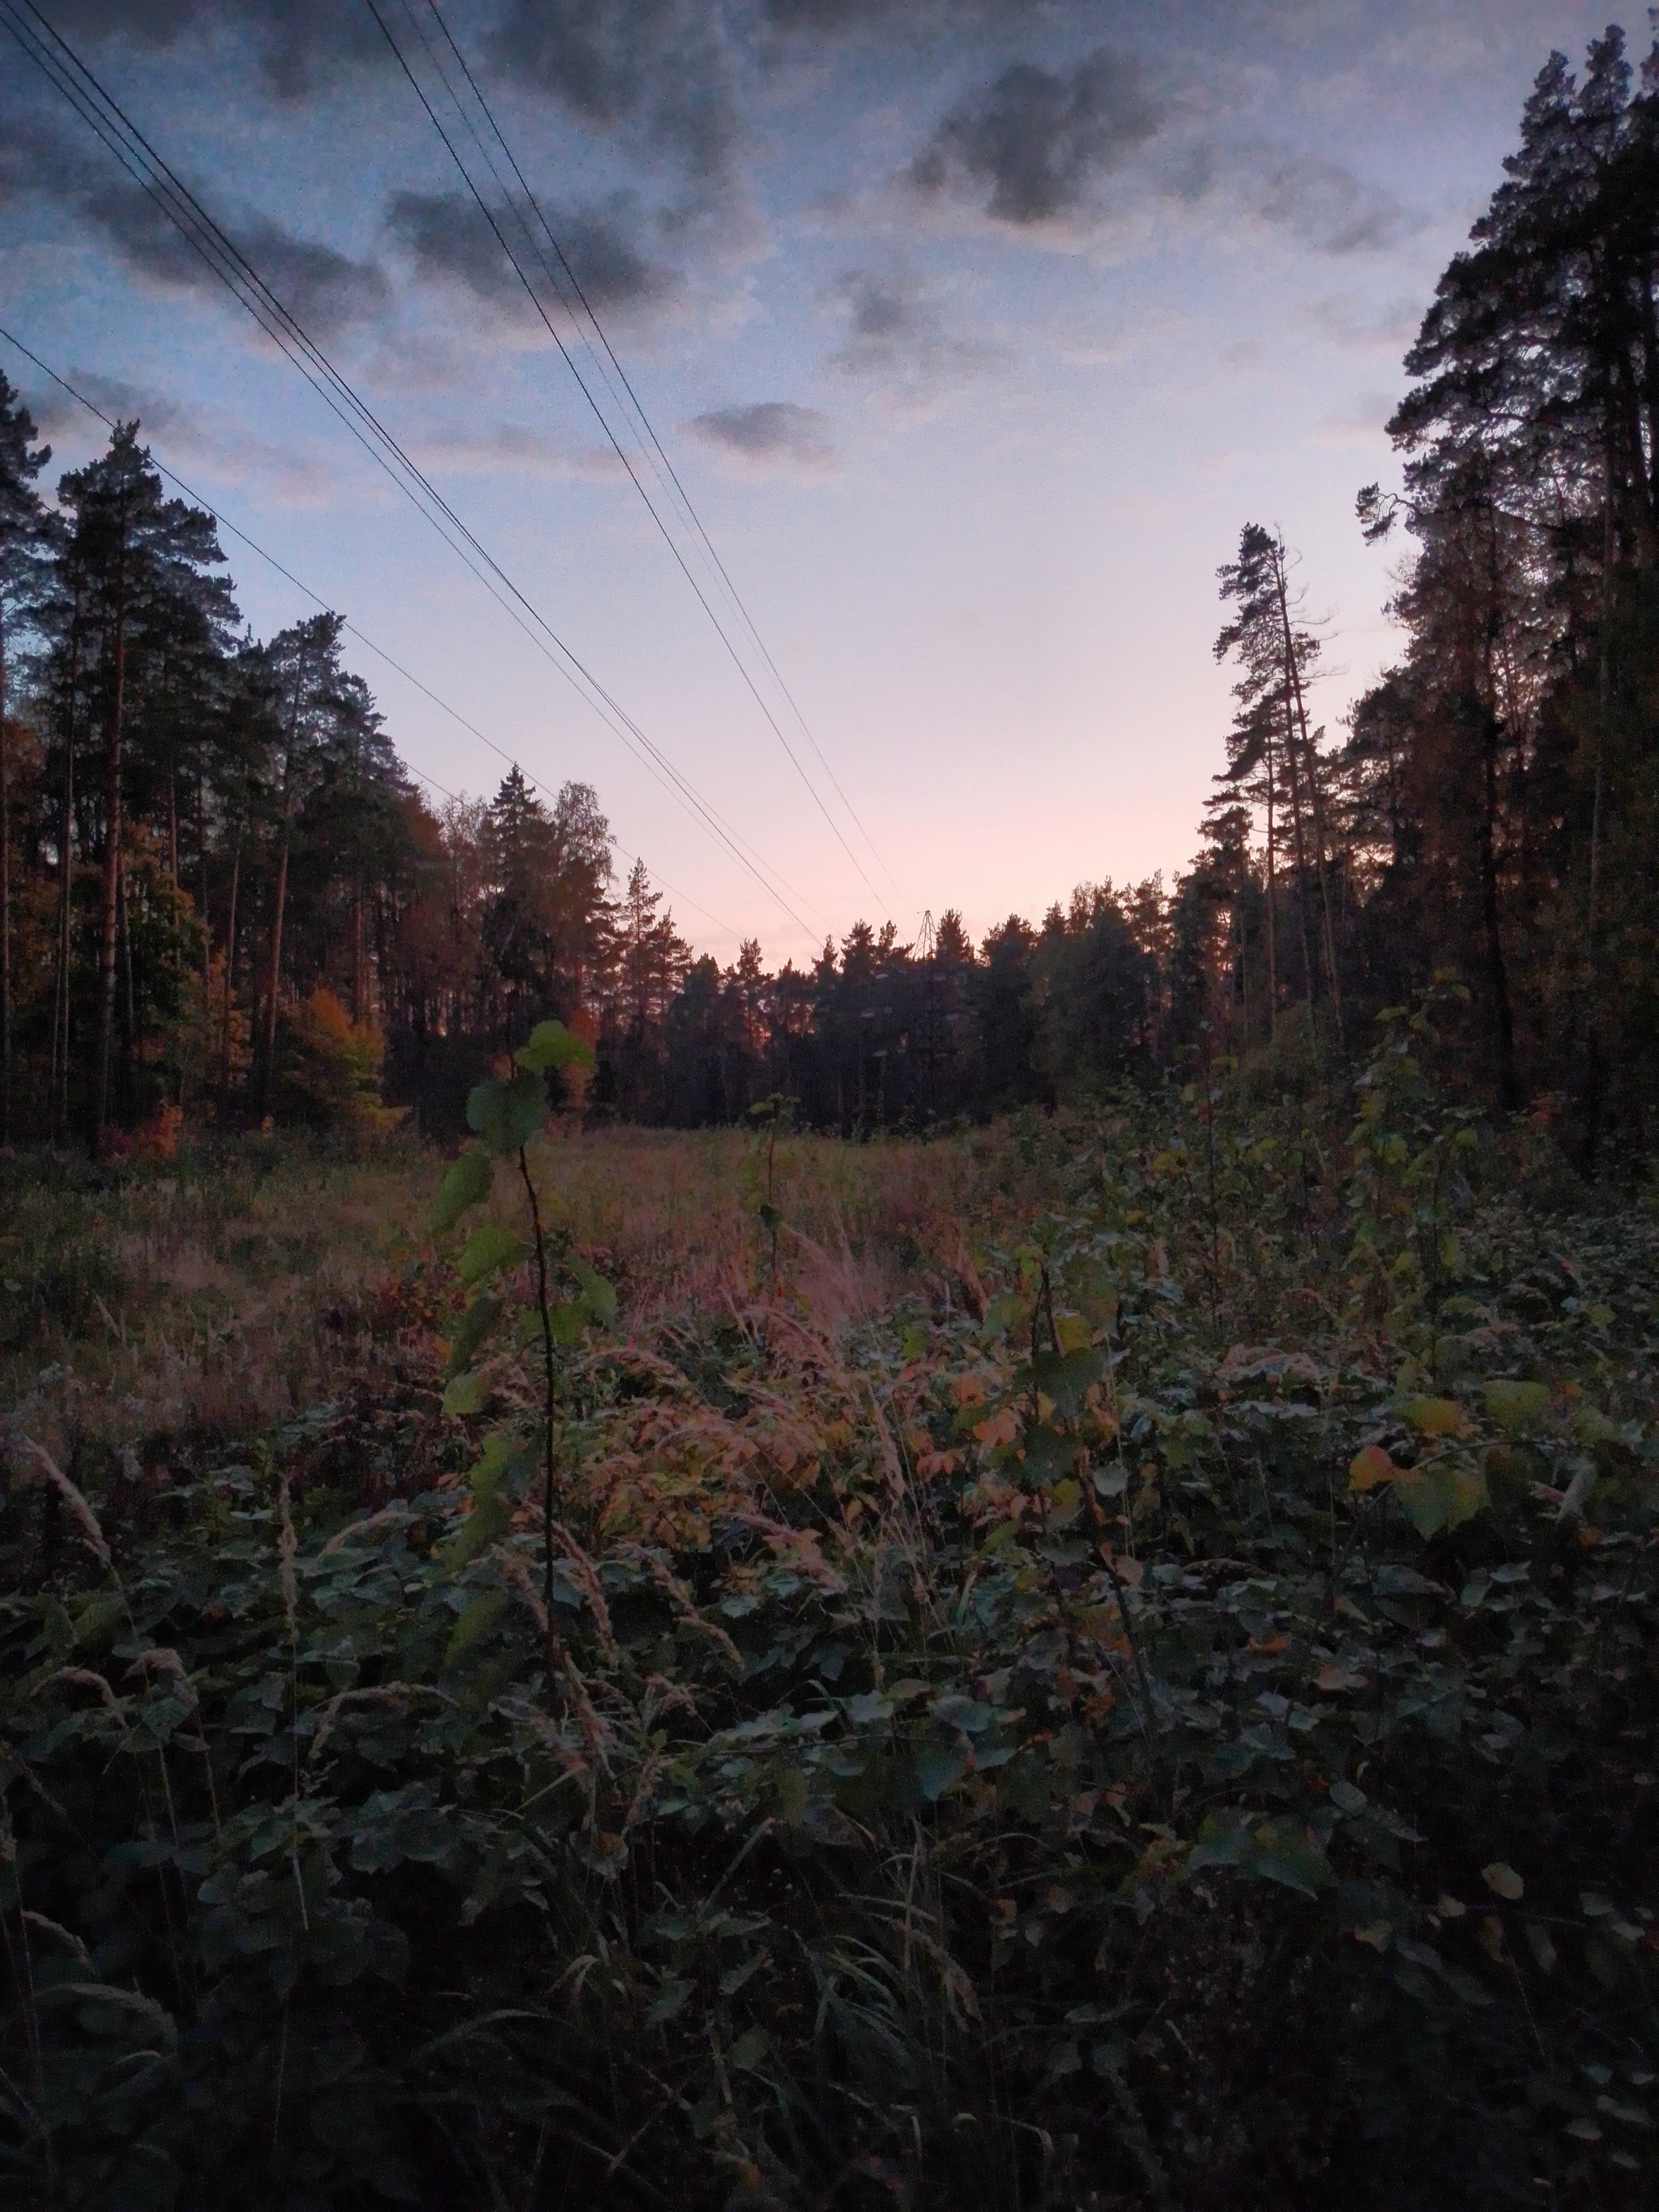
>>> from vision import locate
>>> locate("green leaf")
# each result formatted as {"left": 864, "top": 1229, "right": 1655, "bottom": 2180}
{"left": 441, "top": 1370, "right": 490, "bottom": 1417}
{"left": 980, "top": 1290, "right": 1026, "bottom": 1340}
{"left": 515, "top": 1020, "right": 595, "bottom": 1073}
{"left": 446, "top": 1292, "right": 501, "bottom": 1379}
{"left": 443, "top": 1590, "right": 510, "bottom": 1673}
{"left": 431, "top": 1147, "right": 493, "bottom": 1234}
{"left": 471, "top": 1428, "right": 535, "bottom": 1494}
{"left": 72, "top": 1592, "right": 126, "bottom": 1651}
{"left": 1482, "top": 1379, "right": 1550, "bottom": 1435}
{"left": 1245, "top": 1822, "right": 1334, "bottom": 1899}
{"left": 572, "top": 1259, "right": 616, "bottom": 1328}
{"left": 1190, "top": 1814, "right": 1333, "bottom": 1897}
{"left": 548, "top": 1298, "right": 585, "bottom": 1348}
{"left": 912, "top": 1739, "right": 970, "bottom": 1801}
{"left": 458, "top": 1220, "right": 523, "bottom": 1288}
{"left": 1030, "top": 1345, "right": 1105, "bottom": 1418}
{"left": 1393, "top": 1461, "right": 1487, "bottom": 1538}
{"left": 438, "top": 1445, "right": 519, "bottom": 1572}
{"left": 467, "top": 1069, "right": 548, "bottom": 1155}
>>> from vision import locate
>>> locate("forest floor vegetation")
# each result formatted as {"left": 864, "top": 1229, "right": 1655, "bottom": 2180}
{"left": 2, "top": 1021, "right": 1656, "bottom": 2210}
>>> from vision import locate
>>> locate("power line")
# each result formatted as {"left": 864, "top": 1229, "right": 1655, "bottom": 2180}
{"left": 0, "top": 0, "right": 819, "bottom": 939}
{"left": 419, "top": 0, "right": 904, "bottom": 904}
{"left": 366, "top": 0, "right": 901, "bottom": 914}
{"left": 0, "top": 318, "right": 746, "bottom": 944}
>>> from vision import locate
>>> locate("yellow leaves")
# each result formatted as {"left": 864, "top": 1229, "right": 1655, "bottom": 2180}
{"left": 1348, "top": 1444, "right": 1399, "bottom": 1492}
{"left": 1477, "top": 1916, "right": 1506, "bottom": 1963}
{"left": 1314, "top": 1662, "right": 1369, "bottom": 1693}
{"left": 1482, "top": 1861, "right": 1525, "bottom": 1901}
{"left": 1397, "top": 1396, "right": 1465, "bottom": 1438}
{"left": 1053, "top": 1311, "right": 1094, "bottom": 1355}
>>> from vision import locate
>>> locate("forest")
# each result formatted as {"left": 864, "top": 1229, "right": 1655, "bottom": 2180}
{"left": 0, "top": 21, "right": 1656, "bottom": 2212}
{"left": 2, "top": 35, "right": 1657, "bottom": 1161}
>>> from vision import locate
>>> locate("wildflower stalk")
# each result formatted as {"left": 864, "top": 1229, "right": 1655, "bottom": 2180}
{"left": 519, "top": 1142, "right": 560, "bottom": 1613}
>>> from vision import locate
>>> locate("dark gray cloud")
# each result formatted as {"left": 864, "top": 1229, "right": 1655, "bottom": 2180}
{"left": 0, "top": 121, "right": 389, "bottom": 335}
{"left": 1252, "top": 153, "right": 1419, "bottom": 256}
{"left": 684, "top": 400, "right": 834, "bottom": 468}
{"left": 910, "top": 48, "right": 1159, "bottom": 224}
{"left": 43, "top": 0, "right": 390, "bottom": 102}
{"left": 19, "top": 366, "right": 331, "bottom": 497}
{"left": 760, "top": 0, "right": 1062, "bottom": 39}
{"left": 484, "top": 0, "right": 741, "bottom": 190}
{"left": 827, "top": 267, "right": 998, "bottom": 402}
{"left": 386, "top": 188, "right": 672, "bottom": 313}
{"left": 18, "top": 370, "right": 184, "bottom": 452}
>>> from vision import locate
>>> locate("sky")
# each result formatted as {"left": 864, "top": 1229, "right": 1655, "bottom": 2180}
{"left": 0, "top": 0, "right": 1644, "bottom": 965}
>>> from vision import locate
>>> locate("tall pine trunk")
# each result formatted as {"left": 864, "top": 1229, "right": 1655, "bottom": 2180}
{"left": 92, "top": 601, "right": 127, "bottom": 1152}
{"left": 1278, "top": 690, "right": 1317, "bottom": 1013}
{"left": 1478, "top": 700, "right": 1520, "bottom": 1111}
{"left": 1273, "top": 560, "right": 1344, "bottom": 1046}
{"left": 0, "top": 608, "right": 11, "bottom": 1147}
{"left": 1264, "top": 731, "right": 1278, "bottom": 1038}
{"left": 222, "top": 834, "right": 241, "bottom": 1099}
{"left": 351, "top": 880, "right": 365, "bottom": 1025}
{"left": 51, "top": 635, "right": 78, "bottom": 1147}
{"left": 256, "top": 649, "right": 308, "bottom": 1119}
{"left": 257, "top": 779, "right": 292, "bottom": 1120}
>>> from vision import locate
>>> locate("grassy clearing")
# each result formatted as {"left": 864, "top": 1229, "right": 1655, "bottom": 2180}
{"left": 0, "top": 1123, "right": 1042, "bottom": 1465}
{"left": 2, "top": 1051, "right": 1657, "bottom": 2210}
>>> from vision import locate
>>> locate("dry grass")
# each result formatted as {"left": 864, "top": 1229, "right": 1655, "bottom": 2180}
{"left": 0, "top": 1119, "right": 1066, "bottom": 1470}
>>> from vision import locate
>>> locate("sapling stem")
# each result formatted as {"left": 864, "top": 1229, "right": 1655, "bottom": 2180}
{"left": 519, "top": 1143, "right": 559, "bottom": 1611}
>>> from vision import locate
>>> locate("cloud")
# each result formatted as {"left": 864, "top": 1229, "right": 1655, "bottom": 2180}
{"left": 44, "top": 0, "right": 390, "bottom": 101}
{"left": 684, "top": 400, "right": 835, "bottom": 471}
{"left": 0, "top": 121, "right": 389, "bottom": 336}
{"left": 826, "top": 267, "right": 1000, "bottom": 403}
{"left": 412, "top": 420, "right": 626, "bottom": 478}
{"left": 910, "top": 48, "right": 1159, "bottom": 226}
{"left": 22, "top": 367, "right": 331, "bottom": 500}
{"left": 1304, "top": 292, "right": 1423, "bottom": 351}
{"left": 483, "top": 0, "right": 742, "bottom": 192}
{"left": 1251, "top": 153, "right": 1419, "bottom": 256}
{"left": 109, "top": 200, "right": 390, "bottom": 335}
{"left": 386, "top": 188, "right": 673, "bottom": 314}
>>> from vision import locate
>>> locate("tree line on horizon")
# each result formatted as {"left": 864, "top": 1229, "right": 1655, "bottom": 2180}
{"left": 0, "top": 24, "right": 1656, "bottom": 1160}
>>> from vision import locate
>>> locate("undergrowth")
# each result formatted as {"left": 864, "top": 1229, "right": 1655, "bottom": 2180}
{"left": 2, "top": 1002, "right": 1655, "bottom": 2210}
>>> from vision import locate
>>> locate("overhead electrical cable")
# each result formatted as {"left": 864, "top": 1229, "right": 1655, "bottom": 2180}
{"left": 0, "top": 0, "right": 818, "bottom": 940}
{"left": 415, "top": 0, "right": 903, "bottom": 904}
{"left": 365, "top": 0, "right": 898, "bottom": 915}
{"left": 0, "top": 318, "right": 744, "bottom": 943}
{"left": 2, "top": 0, "right": 816, "bottom": 936}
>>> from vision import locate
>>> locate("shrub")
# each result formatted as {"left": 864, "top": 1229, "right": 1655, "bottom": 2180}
{"left": 273, "top": 991, "right": 401, "bottom": 1136}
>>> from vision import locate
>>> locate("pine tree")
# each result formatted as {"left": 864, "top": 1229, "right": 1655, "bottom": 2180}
{"left": 0, "top": 374, "right": 55, "bottom": 1144}
{"left": 53, "top": 424, "right": 234, "bottom": 1146}
{"left": 1213, "top": 525, "right": 1341, "bottom": 1039}
{"left": 254, "top": 612, "right": 343, "bottom": 1115}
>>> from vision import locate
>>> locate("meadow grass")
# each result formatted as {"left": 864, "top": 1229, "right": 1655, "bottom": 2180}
{"left": 0, "top": 1119, "right": 1056, "bottom": 1464}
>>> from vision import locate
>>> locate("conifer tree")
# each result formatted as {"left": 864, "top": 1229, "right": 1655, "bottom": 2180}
{"left": 53, "top": 424, "right": 234, "bottom": 1146}
{"left": 0, "top": 374, "right": 54, "bottom": 1144}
